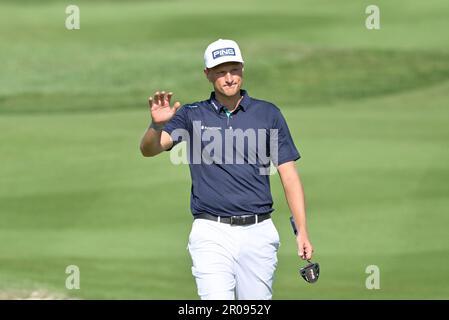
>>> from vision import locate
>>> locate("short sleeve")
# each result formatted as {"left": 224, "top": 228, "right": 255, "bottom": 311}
{"left": 162, "top": 106, "right": 189, "bottom": 149}
{"left": 272, "top": 109, "right": 300, "bottom": 166}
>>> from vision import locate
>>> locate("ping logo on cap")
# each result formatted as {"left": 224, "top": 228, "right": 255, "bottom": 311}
{"left": 212, "top": 47, "right": 235, "bottom": 59}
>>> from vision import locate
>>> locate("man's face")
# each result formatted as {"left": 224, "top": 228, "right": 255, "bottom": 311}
{"left": 205, "top": 62, "right": 243, "bottom": 97}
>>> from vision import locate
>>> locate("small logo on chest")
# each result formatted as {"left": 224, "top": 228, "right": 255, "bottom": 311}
{"left": 201, "top": 125, "right": 222, "bottom": 130}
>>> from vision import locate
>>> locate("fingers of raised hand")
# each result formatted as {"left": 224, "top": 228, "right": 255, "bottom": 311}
{"left": 149, "top": 91, "right": 161, "bottom": 108}
{"left": 166, "top": 92, "right": 173, "bottom": 106}
{"left": 151, "top": 91, "right": 172, "bottom": 106}
{"left": 173, "top": 101, "right": 181, "bottom": 111}
{"left": 149, "top": 91, "right": 180, "bottom": 112}
{"left": 159, "top": 91, "right": 167, "bottom": 106}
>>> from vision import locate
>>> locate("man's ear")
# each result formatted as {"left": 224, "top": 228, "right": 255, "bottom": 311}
{"left": 204, "top": 68, "right": 212, "bottom": 82}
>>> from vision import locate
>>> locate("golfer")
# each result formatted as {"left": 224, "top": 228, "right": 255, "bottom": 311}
{"left": 140, "top": 39, "right": 313, "bottom": 300}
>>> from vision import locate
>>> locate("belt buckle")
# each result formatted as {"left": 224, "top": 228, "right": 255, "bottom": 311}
{"left": 230, "top": 215, "right": 254, "bottom": 226}
{"left": 229, "top": 216, "right": 238, "bottom": 226}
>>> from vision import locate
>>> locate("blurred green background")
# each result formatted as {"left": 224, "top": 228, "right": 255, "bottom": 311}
{"left": 1, "top": 0, "right": 448, "bottom": 299}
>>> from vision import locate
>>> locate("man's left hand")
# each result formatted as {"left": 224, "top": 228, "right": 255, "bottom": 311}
{"left": 296, "top": 234, "right": 313, "bottom": 260}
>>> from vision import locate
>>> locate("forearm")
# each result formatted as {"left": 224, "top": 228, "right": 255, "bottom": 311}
{"left": 278, "top": 162, "right": 309, "bottom": 236}
{"left": 278, "top": 162, "right": 314, "bottom": 259}
{"left": 283, "top": 173, "right": 309, "bottom": 236}
{"left": 140, "top": 126, "right": 165, "bottom": 157}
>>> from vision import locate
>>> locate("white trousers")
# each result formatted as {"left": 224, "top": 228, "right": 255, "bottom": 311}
{"left": 187, "top": 217, "right": 280, "bottom": 300}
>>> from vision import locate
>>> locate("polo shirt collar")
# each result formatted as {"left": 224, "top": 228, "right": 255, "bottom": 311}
{"left": 209, "top": 90, "right": 251, "bottom": 114}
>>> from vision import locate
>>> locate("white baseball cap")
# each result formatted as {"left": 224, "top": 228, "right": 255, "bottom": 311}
{"left": 204, "top": 39, "right": 244, "bottom": 69}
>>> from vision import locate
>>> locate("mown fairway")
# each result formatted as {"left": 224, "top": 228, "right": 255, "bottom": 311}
{"left": 1, "top": 0, "right": 448, "bottom": 299}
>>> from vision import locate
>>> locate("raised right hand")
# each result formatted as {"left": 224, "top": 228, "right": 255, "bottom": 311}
{"left": 148, "top": 91, "right": 181, "bottom": 125}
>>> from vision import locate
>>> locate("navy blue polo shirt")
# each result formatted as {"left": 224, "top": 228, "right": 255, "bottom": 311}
{"left": 163, "top": 90, "right": 300, "bottom": 217}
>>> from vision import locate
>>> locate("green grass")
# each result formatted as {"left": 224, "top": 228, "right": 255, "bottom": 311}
{"left": 1, "top": 0, "right": 449, "bottom": 299}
